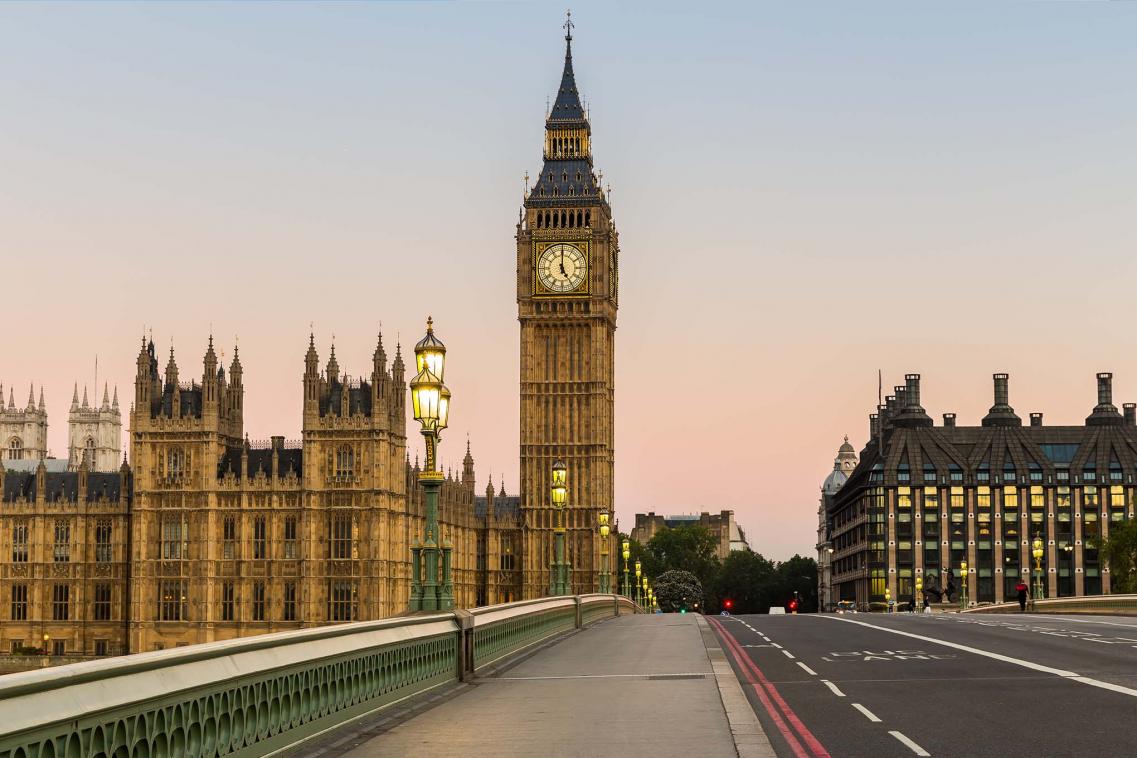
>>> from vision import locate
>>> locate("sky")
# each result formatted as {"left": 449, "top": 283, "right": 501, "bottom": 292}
{"left": 2, "top": 2, "right": 1137, "bottom": 560}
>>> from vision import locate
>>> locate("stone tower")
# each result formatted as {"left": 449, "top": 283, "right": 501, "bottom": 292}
{"left": 517, "top": 16, "right": 619, "bottom": 598}
{"left": 68, "top": 383, "right": 122, "bottom": 472}
{"left": 0, "top": 383, "right": 48, "bottom": 461}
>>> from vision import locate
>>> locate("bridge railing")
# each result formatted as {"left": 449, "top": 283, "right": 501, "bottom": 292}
{"left": 0, "top": 594, "right": 633, "bottom": 758}
{"left": 963, "top": 593, "right": 1137, "bottom": 615}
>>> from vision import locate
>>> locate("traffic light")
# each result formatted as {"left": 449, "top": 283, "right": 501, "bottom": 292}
{"left": 724, "top": 599, "right": 733, "bottom": 610}
{"left": 789, "top": 598, "right": 799, "bottom": 614}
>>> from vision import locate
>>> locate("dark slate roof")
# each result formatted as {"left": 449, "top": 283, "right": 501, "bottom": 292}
{"left": 320, "top": 380, "right": 372, "bottom": 418}
{"left": 2, "top": 472, "right": 34, "bottom": 502}
{"left": 218, "top": 446, "right": 303, "bottom": 479}
{"left": 528, "top": 159, "right": 600, "bottom": 203}
{"left": 550, "top": 37, "right": 586, "bottom": 123}
{"left": 831, "top": 422, "right": 1137, "bottom": 516}
{"left": 155, "top": 383, "right": 202, "bottom": 419}
{"left": 2, "top": 471, "right": 126, "bottom": 502}
{"left": 474, "top": 495, "right": 521, "bottom": 520}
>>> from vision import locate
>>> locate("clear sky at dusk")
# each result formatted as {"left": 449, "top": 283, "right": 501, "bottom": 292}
{"left": 2, "top": 2, "right": 1137, "bottom": 559}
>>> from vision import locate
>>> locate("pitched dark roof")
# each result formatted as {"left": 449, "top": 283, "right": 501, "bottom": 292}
{"left": 218, "top": 446, "right": 303, "bottom": 480}
{"left": 1, "top": 471, "right": 126, "bottom": 502}
{"left": 474, "top": 495, "right": 521, "bottom": 520}
{"left": 320, "top": 380, "right": 372, "bottom": 418}
{"left": 528, "top": 158, "right": 600, "bottom": 204}
{"left": 550, "top": 37, "right": 586, "bottom": 123}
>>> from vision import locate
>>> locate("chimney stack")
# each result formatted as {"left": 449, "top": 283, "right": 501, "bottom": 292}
{"left": 982, "top": 373, "right": 1021, "bottom": 427}
{"left": 1087, "top": 372, "right": 1123, "bottom": 426}
{"left": 1030, "top": 413, "right": 1043, "bottom": 427}
{"left": 1124, "top": 403, "right": 1136, "bottom": 426}
{"left": 870, "top": 413, "right": 880, "bottom": 439}
{"left": 943, "top": 413, "right": 956, "bottom": 428}
{"left": 892, "top": 374, "right": 933, "bottom": 428}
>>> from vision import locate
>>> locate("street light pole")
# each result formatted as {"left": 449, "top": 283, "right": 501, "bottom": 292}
{"left": 408, "top": 317, "right": 454, "bottom": 612}
{"left": 635, "top": 560, "right": 642, "bottom": 608}
{"left": 598, "top": 512, "right": 611, "bottom": 594}
{"left": 1032, "top": 534, "right": 1044, "bottom": 611}
{"left": 960, "top": 561, "right": 968, "bottom": 612}
{"left": 550, "top": 461, "right": 569, "bottom": 596}
{"left": 622, "top": 540, "right": 630, "bottom": 599}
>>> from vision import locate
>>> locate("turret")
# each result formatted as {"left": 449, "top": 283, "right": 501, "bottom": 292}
{"left": 229, "top": 344, "right": 243, "bottom": 418}
{"left": 371, "top": 331, "right": 389, "bottom": 416}
{"left": 304, "top": 333, "right": 320, "bottom": 416}
{"left": 202, "top": 335, "right": 219, "bottom": 409}
{"left": 462, "top": 439, "right": 475, "bottom": 491}
{"left": 71, "top": 384, "right": 79, "bottom": 412}
{"left": 326, "top": 342, "right": 340, "bottom": 385}
{"left": 100, "top": 384, "right": 110, "bottom": 411}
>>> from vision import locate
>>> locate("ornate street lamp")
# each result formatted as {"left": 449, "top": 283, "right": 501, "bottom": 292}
{"left": 1032, "top": 534, "right": 1045, "bottom": 610}
{"left": 915, "top": 576, "right": 924, "bottom": 614}
{"left": 549, "top": 461, "right": 570, "bottom": 596}
{"left": 635, "top": 560, "right": 643, "bottom": 607}
{"left": 622, "top": 540, "right": 631, "bottom": 599}
{"left": 960, "top": 561, "right": 969, "bottom": 612}
{"left": 641, "top": 575, "right": 648, "bottom": 612}
{"left": 598, "top": 512, "right": 611, "bottom": 594}
{"left": 884, "top": 587, "right": 891, "bottom": 613}
{"left": 408, "top": 317, "right": 454, "bottom": 612}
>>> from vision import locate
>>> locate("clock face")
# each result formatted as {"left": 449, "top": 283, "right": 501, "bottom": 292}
{"left": 538, "top": 243, "right": 587, "bottom": 293}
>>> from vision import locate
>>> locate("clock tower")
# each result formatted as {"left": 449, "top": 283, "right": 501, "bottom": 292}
{"left": 517, "top": 16, "right": 619, "bottom": 598}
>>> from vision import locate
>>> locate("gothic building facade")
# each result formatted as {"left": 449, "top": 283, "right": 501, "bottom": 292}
{"left": 517, "top": 20, "right": 620, "bottom": 598}
{"left": 0, "top": 334, "right": 522, "bottom": 657}
{"left": 1, "top": 385, "right": 48, "bottom": 463}
{"left": 828, "top": 372, "right": 1137, "bottom": 608}
{"left": 67, "top": 385, "right": 123, "bottom": 472}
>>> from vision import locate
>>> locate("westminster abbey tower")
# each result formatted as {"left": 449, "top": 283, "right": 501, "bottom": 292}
{"left": 517, "top": 19, "right": 619, "bottom": 598}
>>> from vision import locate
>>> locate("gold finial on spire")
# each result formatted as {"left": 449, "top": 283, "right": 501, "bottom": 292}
{"left": 426, "top": 315, "right": 434, "bottom": 333}
{"left": 564, "top": 8, "right": 573, "bottom": 42}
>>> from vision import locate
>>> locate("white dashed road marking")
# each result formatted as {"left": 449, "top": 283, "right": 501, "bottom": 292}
{"left": 821, "top": 680, "right": 846, "bottom": 697}
{"left": 796, "top": 661, "right": 817, "bottom": 676}
{"left": 890, "top": 730, "right": 931, "bottom": 756}
{"left": 852, "top": 703, "right": 881, "bottom": 722}
{"left": 782, "top": 650, "right": 796, "bottom": 660}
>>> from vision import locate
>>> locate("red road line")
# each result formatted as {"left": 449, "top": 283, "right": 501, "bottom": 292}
{"left": 710, "top": 617, "right": 810, "bottom": 758}
{"left": 711, "top": 617, "right": 832, "bottom": 758}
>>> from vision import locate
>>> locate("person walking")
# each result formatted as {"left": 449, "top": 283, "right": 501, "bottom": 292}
{"left": 1015, "top": 580, "right": 1029, "bottom": 612}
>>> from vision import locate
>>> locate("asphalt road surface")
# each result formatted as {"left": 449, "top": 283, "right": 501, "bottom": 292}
{"left": 709, "top": 612, "right": 1137, "bottom": 758}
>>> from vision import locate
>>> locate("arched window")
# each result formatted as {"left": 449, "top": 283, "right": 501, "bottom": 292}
{"left": 167, "top": 448, "right": 184, "bottom": 477}
{"left": 335, "top": 445, "right": 354, "bottom": 478}
{"left": 585, "top": 211, "right": 591, "bottom": 227}
{"left": 84, "top": 437, "right": 96, "bottom": 467}
{"left": 8, "top": 438, "right": 22, "bottom": 460}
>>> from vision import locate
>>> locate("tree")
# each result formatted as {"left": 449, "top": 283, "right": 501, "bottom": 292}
{"left": 654, "top": 570, "right": 704, "bottom": 613}
{"left": 645, "top": 525, "right": 720, "bottom": 589}
{"left": 1100, "top": 519, "right": 1137, "bottom": 593}
{"left": 775, "top": 555, "right": 819, "bottom": 613}
{"left": 710, "top": 550, "right": 776, "bottom": 614}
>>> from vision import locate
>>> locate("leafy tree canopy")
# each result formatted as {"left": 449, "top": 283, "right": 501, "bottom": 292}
{"left": 1101, "top": 519, "right": 1137, "bottom": 593}
{"left": 654, "top": 570, "right": 704, "bottom": 613}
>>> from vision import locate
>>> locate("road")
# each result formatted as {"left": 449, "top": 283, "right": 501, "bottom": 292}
{"left": 709, "top": 612, "right": 1137, "bottom": 758}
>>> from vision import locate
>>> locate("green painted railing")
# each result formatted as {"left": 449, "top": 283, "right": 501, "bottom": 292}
{"left": 0, "top": 594, "right": 630, "bottom": 757}
{"left": 963, "top": 593, "right": 1137, "bottom": 615}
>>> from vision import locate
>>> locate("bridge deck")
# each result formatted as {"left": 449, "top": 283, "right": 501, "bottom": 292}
{"left": 328, "top": 614, "right": 757, "bottom": 757}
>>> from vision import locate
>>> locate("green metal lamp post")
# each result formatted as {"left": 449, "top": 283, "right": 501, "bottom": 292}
{"left": 641, "top": 576, "right": 648, "bottom": 612}
{"left": 549, "top": 461, "right": 570, "bottom": 596}
{"left": 622, "top": 540, "right": 631, "bottom": 598}
{"left": 635, "top": 560, "right": 643, "bottom": 607}
{"left": 408, "top": 317, "right": 454, "bottom": 612}
{"left": 598, "top": 512, "right": 611, "bottom": 594}
{"left": 1031, "top": 534, "right": 1045, "bottom": 611}
{"left": 960, "top": 561, "right": 968, "bottom": 612}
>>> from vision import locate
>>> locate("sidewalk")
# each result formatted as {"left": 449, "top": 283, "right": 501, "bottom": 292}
{"left": 337, "top": 613, "right": 770, "bottom": 758}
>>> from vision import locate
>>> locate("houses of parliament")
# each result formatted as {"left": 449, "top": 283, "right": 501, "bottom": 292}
{"left": 0, "top": 21, "right": 619, "bottom": 658}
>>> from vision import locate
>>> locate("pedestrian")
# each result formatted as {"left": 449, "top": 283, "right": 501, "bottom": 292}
{"left": 1015, "top": 580, "right": 1029, "bottom": 612}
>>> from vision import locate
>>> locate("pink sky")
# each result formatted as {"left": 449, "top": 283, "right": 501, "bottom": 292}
{"left": 2, "top": 4, "right": 1136, "bottom": 559}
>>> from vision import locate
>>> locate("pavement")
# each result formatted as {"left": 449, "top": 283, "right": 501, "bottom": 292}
{"left": 329, "top": 613, "right": 768, "bottom": 758}
{"left": 710, "top": 611, "right": 1137, "bottom": 758}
